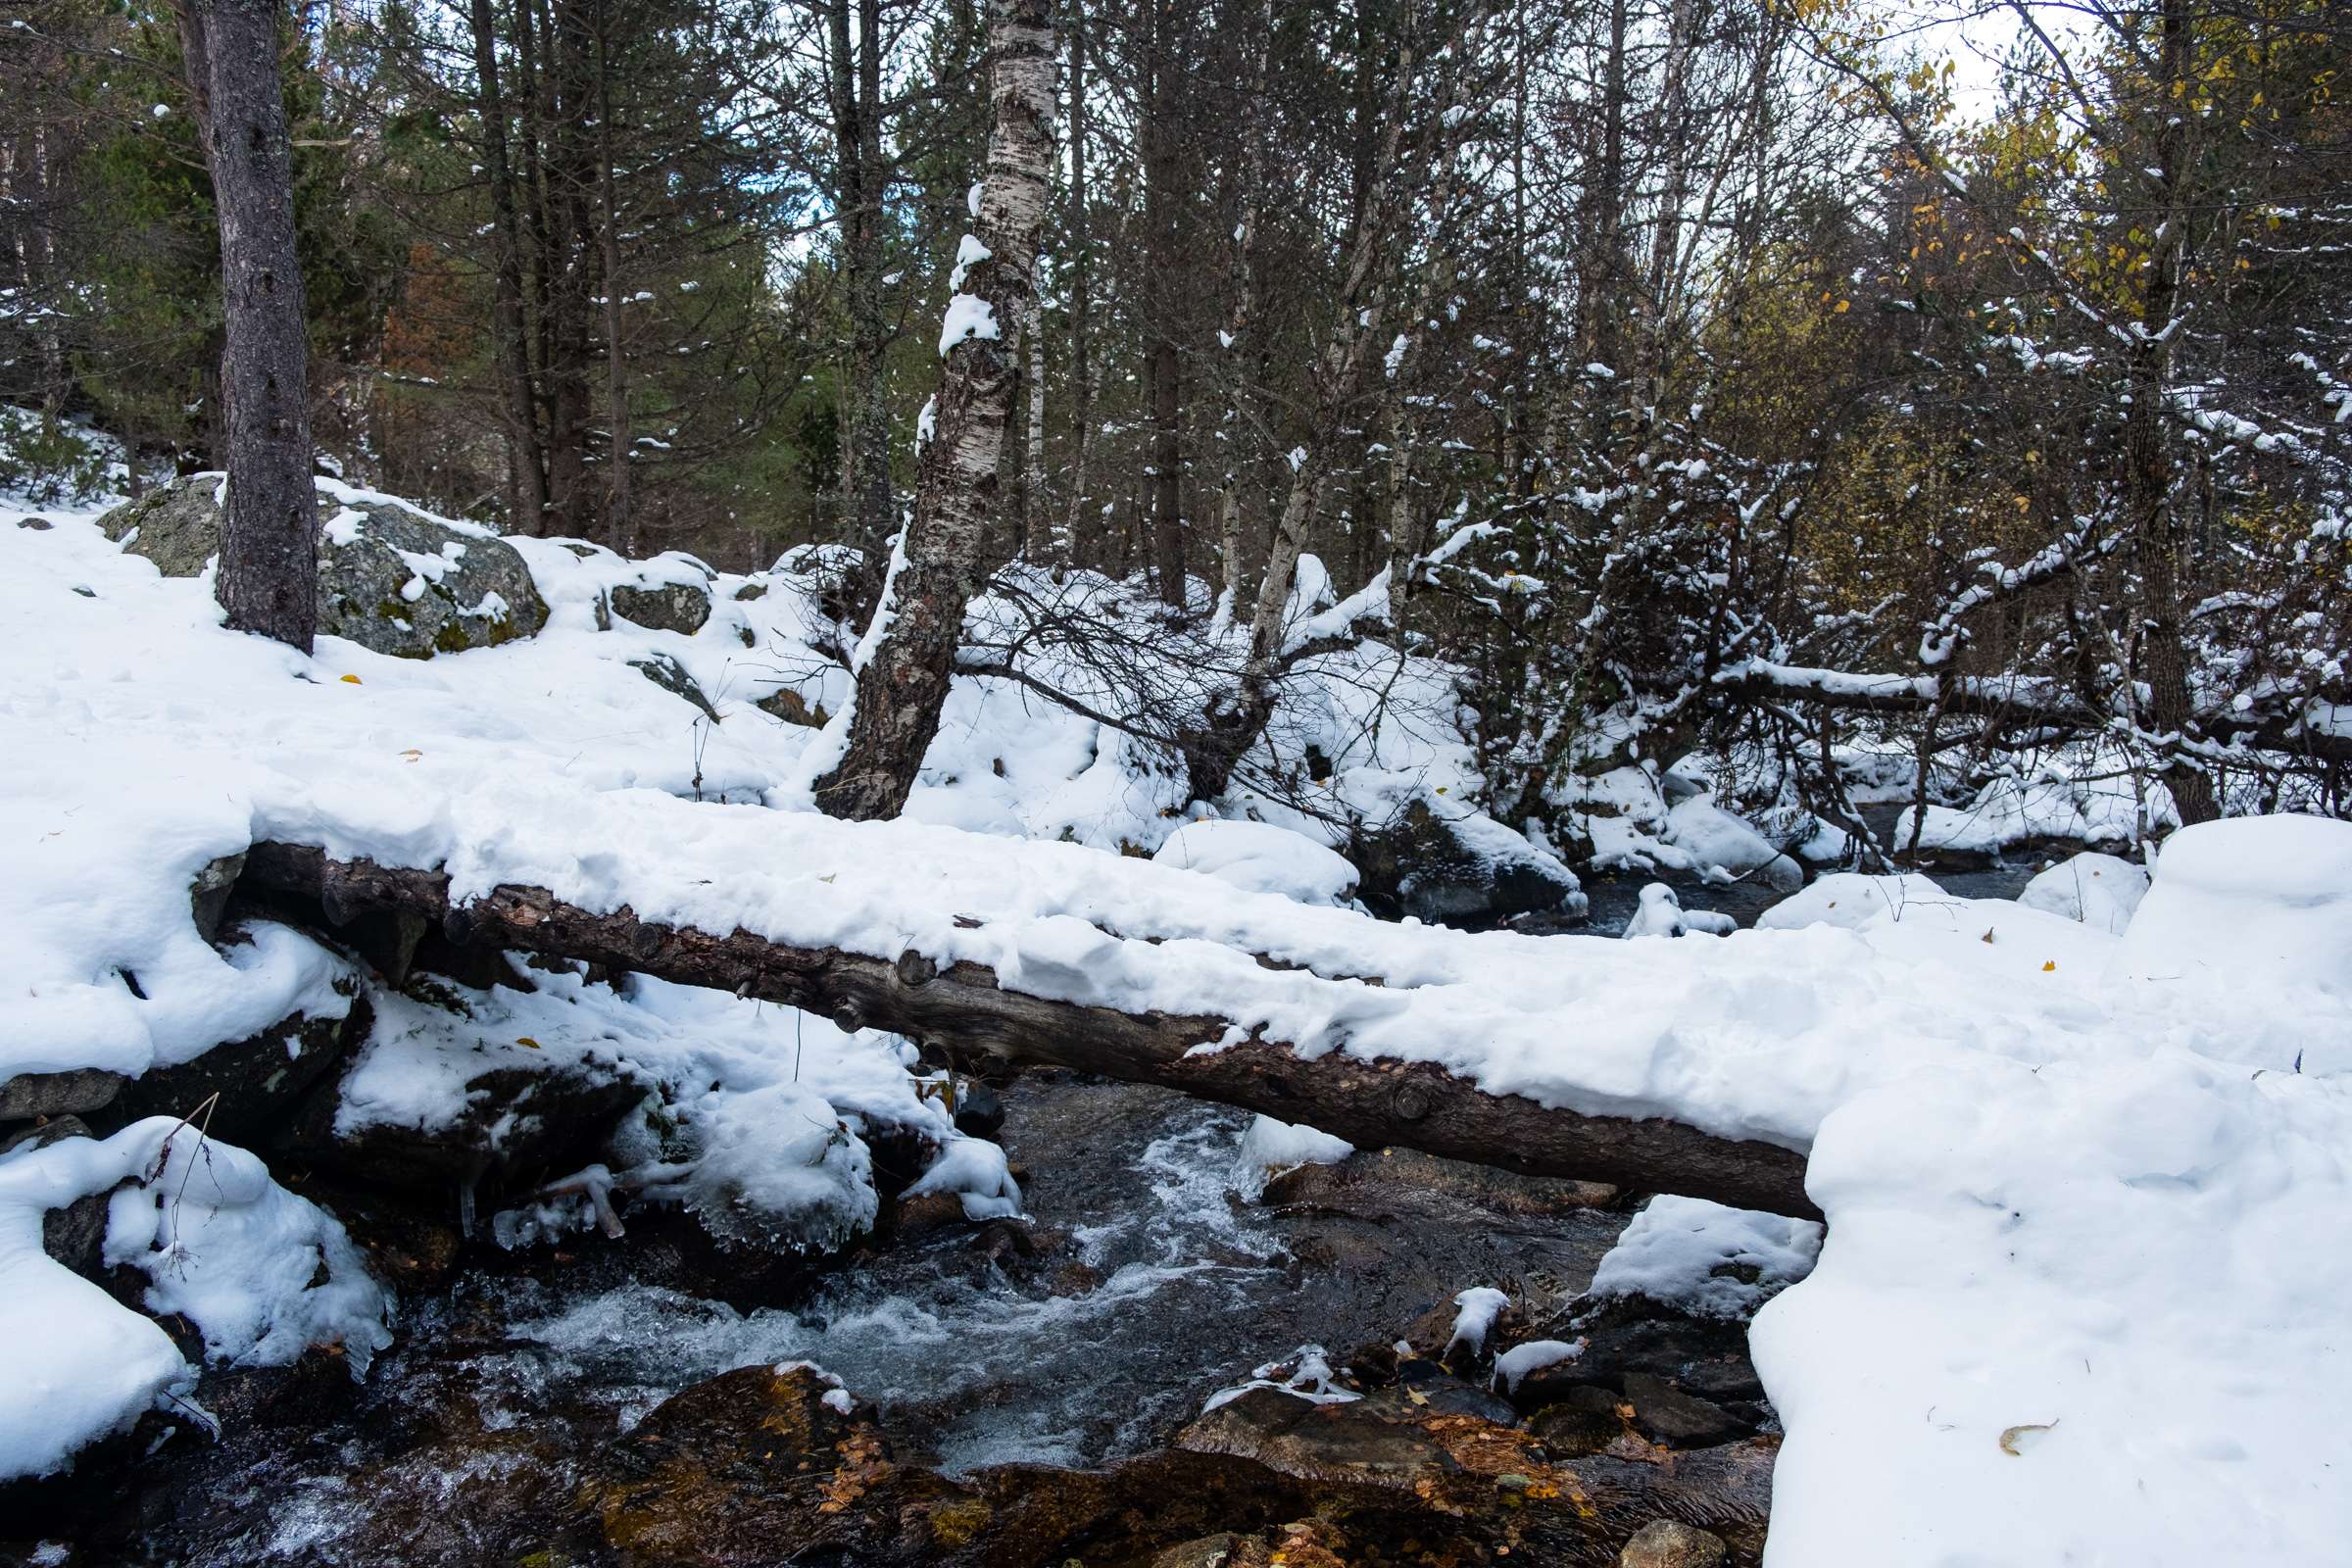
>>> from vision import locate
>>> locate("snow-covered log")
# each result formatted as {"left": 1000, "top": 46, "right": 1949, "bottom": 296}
{"left": 1711, "top": 658, "right": 2352, "bottom": 766}
{"left": 239, "top": 842, "right": 1820, "bottom": 1219}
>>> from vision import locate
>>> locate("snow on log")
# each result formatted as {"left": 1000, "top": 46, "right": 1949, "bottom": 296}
{"left": 239, "top": 842, "right": 1821, "bottom": 1219}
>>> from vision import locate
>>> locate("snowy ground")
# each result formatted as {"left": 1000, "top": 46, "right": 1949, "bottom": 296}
{"left": 5, "top": 494, "right": 2351, "bottom": 1563}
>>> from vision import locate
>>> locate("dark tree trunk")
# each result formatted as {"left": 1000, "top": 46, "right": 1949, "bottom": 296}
{"left": 811, "top": 0, "right": 1058, "bottom": 821}
{"left": 177, "top": 0, "right": 318, "bottom": 653}
{"left": 2130, "top": 0, "right": 2219, "bottom": 826}
{"left": 1141, "top": 0, "right": 1185, "bottom": 605}
{"left": 468, "top": 0, "right": 550, "bottom": 534}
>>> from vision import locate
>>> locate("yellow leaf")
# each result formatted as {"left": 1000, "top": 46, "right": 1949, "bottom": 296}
{"left": 2000, "top": 1421, "right": 2057, "bottom": 1455}
{"left": 516, "top": 1036, "right": 541, "bottom": 1049}
{"left": 2041, "top": 960, "right": 2058, "bottom": 972}
{"left": 340, "top": 673, "right": 363, "bottom": 685}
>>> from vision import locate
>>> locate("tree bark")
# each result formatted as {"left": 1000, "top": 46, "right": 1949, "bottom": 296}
{"left": 467, "top": 0, "right": 550, "bottom": 535}
{"left": 2128, "top": 0, "right": 2219, "bottom": 825}
{"left": 1142, "top": 0, "right": 1185, "bottom": 605}
{"left": 592, "top": 0, "right": 631, "bottom": 553}
{"left": 240, "top": 841, "right": 1821, "bottom": 1219}
{"left": 177, "top": 0, "right": 318, "bottom": 652}
{"left": 1049, "top": 0, "right": 1088, "bottom": 574}
{"left": 811, "top": 0, "right": 1058, "bottom": 821}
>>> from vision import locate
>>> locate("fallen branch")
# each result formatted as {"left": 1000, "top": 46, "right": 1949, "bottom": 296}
{"left": 242, "top": 842, "right": 1821, "bottom": 1219}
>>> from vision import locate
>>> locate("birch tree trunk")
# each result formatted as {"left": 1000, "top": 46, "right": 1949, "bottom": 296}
{"left": 1048, "top": 0, "right": 1088, "bottom": 575}
{"left": 811, "top": 0, "right": 1057, "bottom": 821}
{"left": 176, "top": 0, "right": 318, "bottom": 653}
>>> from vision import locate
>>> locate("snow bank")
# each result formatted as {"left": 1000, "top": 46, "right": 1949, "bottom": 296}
{"left": 1153, "top": 818, "right": 1360, "bottom": 905}
{"left": 2019, "top": 851, "right": 2148, "bottom": 934}
{"left": 0, "top": 1118, "right": 389, "bottom": 1481}
{"left": 2117, "top": 814, "right": 2352, "bottom": 1009}
{"left": 1756, "top": 871, "right": 1949, "bottom": 931}
{"left": 1588, "top": 1196, "right": 1823, "bottom": 1318}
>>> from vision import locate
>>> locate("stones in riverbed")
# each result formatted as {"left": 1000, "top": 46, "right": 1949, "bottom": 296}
{"left": 1621, "top": 1518, "right": 1731, "bottom": 1568}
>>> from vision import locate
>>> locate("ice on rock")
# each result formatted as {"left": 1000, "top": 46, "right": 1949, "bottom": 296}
{"left": 1233, "top": 1115, "right": 1353, "bottom": 1198}
{"left": 1446, "top": 1286, "right": 1510, "bottom": 1358}
{"left": 906, "top": 1136, "right": 1023, "bottom": 1221}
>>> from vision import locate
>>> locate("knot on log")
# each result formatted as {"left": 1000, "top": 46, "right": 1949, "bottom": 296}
{"left": 442, "top": 904, "right": 477, "bottom": 947}
{"left": 632, "top": 923, "right": 665, "bottom": 960}
{"left": 894, "top": 949, "right": 939, "bottom": 989}
{"left": 1391, "top": 1079, "right": 1433, "bottom": 1123}
{"left": 832, "top": 998, "right": 867, "bottom": 1035}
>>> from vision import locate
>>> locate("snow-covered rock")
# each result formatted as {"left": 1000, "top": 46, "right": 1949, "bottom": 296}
{"left": 1756, "top": 871, "right": 1948, "bottom": 931}
{"left": 2018, "top": 851, "right": 2148, "bottom": 934}
{"left": 1664, "top": 797, "right": 1804, "bottom": 892}
{"left": 1153, "top": 819, "right": 1360, "bottom": 906}
{"left": 2116, "top": 814, "right": 2352, "bottom": 1009}
{"left": 1349, "top": 797, "right": 1583, "bottom": 924}
{"left": 1590, "top": 1196, "right": 1823, "bottom": 1319}
{"left": 99, "top": 475, "right": 549, "bottom": 658}
{"left": 0, "top": 1117, "right": 389, "bottom": 1482}
{"left": 1235, "top": 1114, "right": 1354, "bottom": 1197}
{"left": 1894, "top": 770, "right": 2174, "bottom": 859}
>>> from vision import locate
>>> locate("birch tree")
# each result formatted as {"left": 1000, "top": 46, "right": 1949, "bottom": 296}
{"left": 811, "top": 0, "right": 1058, "bottom": 820}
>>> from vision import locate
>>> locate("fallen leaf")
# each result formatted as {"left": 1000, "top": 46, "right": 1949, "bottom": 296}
{"left": 339, "top": 673, "right": 362, "bottom": 685}
{"left": 400, "top": 748, "right": 422, "bottom": 762}
{"left": 515, "top": 1036, "right": 541, "bottom": 1050}
{"left": 2000, "top": 1420, "right": 2058, "bottom": 1455}
{"left": 1982, "top": 927, "right": 1996, "bottom": 944}
{"left": 2042, "top": 959, "right": 2058, "bottom": 972}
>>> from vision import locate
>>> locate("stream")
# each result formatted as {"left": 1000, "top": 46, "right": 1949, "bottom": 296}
{"left": 23, "top": 843, "right": 2045, "bottom": 1566}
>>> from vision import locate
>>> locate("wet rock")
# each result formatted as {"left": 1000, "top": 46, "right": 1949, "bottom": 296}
{"left": 890, "top": 1189, "right": 975, "bottom": 1242}
{"left": 1621, "top": 1373, "right": 1744, "bottom": 1448}
{"left": 1259, "top": 1145, "right": 1616, "bottom": 1218}
{"left": 1574, "top": 1297, "right": 1768, "bottom": 1406}
{"left": 628, "top": 651, "right": 721, "bottom": 722}
{"left": 1531, "top": 1386, "right": 1628, "bottom": 1457}
{"left": 112, "top": 989, "right": 362, "bottom": 1143}
{"left": 97, "top": 476, "right": 549, "bottom": 658}
{"left": 583, "top": 1364, "right": 961, "bottom": 1567}
{"left": 273, "top": 1051, "right": 652, "bottom": 1197}
{"left": 611, "top": 574, "right": 714, "bottom": 635}
{"left": 1621, "top": 1518, "right": 1730, "bottom": 1568}
{"left": 0, "top": 1065, "right": 125, "bottom": 1120}
{"left": 1394, "top": 1359, "right": 1522, "bottom": 1423}
{"left": 952, "top": 1077, "right": 1004, "bottom": 1139}
{"left": 189, "top": 851, "right": 245, "bottom": 944}
{"left": 1153, "top": 1532, "right": 1247, "bottom": 1568}
{"left": 1350, "top": 798, "right": 1584, "bottom": 925}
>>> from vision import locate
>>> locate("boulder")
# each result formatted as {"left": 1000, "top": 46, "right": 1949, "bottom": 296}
{"left": 1350, "top": 799, "right": 1584, "bottom": 926}
{"left": 628, "top": 652, "right": 721, "bottom": 722}
{"left": 273, "top": 1045, "right": 652, "bottom": 1197}
{"left": 98, "top": 475, "right": 549, "bottom": 659}
{"left": 610, "top": 574, "right": 713, "bottom": 635}
{"left": 1620, "top": 1519, "right": 1729, "bottom": 1568}
{"left": 111, "top": 991, "right": 362, "bottom": 1144}
{"left": 0, "top": 1066, "right": 124, "bottom": 1121}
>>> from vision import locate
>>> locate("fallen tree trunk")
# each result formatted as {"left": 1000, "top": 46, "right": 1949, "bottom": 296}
{"left": 240, "top": 842, "right": 1820, "bottom": 1220}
